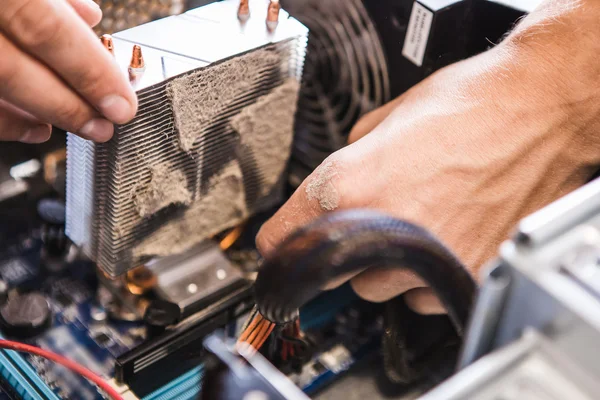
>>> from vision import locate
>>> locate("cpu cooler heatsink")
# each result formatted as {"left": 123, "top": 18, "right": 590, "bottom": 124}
{"left": 66, "top": 0, "right": 308, "bottom": 277}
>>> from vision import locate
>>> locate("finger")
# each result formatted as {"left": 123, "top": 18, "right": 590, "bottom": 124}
{"left": 0, "top": 33, "right": 113, "bottom": 141}
{"left": 66, "top": 0, "right": 102, "bottom": 27}
{"left": 0, "top": 102, "right": 51, "bottom": 143}
{"left": 348, "top": 96, "right": 405, "bottom": 144}
{"left": 1, "top": 0, "right": 137, "bottom": 125}
{"left": 404, "top": 287, "right": 446, "bottom": 315}
{"left": 350, "top": 268, "right": 426, "bottom": 303}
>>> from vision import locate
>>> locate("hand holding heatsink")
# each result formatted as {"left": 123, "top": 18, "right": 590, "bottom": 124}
{"left": 65, "top": 0, "right": 308, "bottom": 277}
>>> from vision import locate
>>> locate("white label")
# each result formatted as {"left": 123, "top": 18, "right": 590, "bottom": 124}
{"left": 402, "top": 2, "right": 433, "bottom": 67}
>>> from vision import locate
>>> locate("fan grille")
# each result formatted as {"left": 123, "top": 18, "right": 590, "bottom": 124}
{"left": 284, "top": 0, "right": 390, "bottom": 181}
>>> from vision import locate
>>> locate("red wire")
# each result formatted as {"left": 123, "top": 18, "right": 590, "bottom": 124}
{"left": 0, "top": 339, "right": 123, "bottom": 400}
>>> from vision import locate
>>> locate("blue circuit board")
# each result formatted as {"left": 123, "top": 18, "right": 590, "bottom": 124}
{"left": 0, "top": 237, "right": 382, "bottom": 400}
{"left": 0, "top": 238, "right": 145, "bottom": 399}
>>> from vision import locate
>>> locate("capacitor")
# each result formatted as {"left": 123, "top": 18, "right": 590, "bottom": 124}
{"left": 37, "top": 199, "right": 69, "bottom": 272}
{"left": 0, "top": 280, "right": 9, "bottom": 306}
{"left": 143, "top": 300, "right": 180, "bottom": 338}
{"left": 0, "top": 292, "right": 52, "bottom": 338}
{"left": 38, "top": 199, "right": 67, "bottom": 253}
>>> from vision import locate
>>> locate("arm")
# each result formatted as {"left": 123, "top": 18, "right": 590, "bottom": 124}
{"left": 256, "top": 0, "right": 600, "bottom": 313}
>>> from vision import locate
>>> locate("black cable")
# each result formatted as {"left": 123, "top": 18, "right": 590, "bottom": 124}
{"left": 254, "top": 210, "right": 477, "bottom": 334}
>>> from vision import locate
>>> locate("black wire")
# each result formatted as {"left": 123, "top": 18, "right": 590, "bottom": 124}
{"left": 254, "top": 210, "right": 476, "bottom": 332}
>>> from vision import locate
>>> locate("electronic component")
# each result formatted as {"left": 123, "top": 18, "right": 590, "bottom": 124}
{"left": 0, "top": 282, "right": 8, "bottom": 306}
{"left": 141, "top": 365, "right": 203, "bottom": 400}
{"left": 0, "top": 179, "right": 28, "bottom": 206}
{"left": 0, "top": 335, "right": 59, "bottom": 400}
{"left": 149, "top": 242, "right": 247, "bottom": 318}
{"left": 115, "top": 285, "right": 253, "bottom": 395}
{"left": 42, "top": 148, "right": 67, "bottom": 195}
{"left": 317, "top": 345, "right": 353, "bottom": 374}
{"left": 143, "top": 300, "right": 181, "bottom": 338}
{"left": 92, "top": 332, "right": 113, "bottom": 347}
{"left": 37, "top": 199, "right": 65, "bottom": 228}
{"left": 0, "top": 339, "right": 123, "bottom": 400}
{"left": 0, "top": 292, "right": 52, "bottom": 339}
{"left": 66, "top": 0, "right": 308, "bottom": 277}
{"left": 37, "top": 198, "right": 69, "bottom": 272}
{"left": 201, "top": 334, "right": 310, "bottom": 400}
{"left": 0, "top": 226, "right": 380, "bottom": 400}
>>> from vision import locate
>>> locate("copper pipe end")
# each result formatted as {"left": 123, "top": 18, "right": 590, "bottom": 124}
{"left": 126, "top": 265, "right": 157, "bottom": 295}
{"left": 266, "top": 0, "right": 280, "bottom": 32}
{"left": 100, "top": 34, "right": 115, "bottom": 56}
{"left": 130, "top": 45, "right": 145, "bottom": 70}
{"left": 238, "top": 0, "right": 250, "bottom": 21}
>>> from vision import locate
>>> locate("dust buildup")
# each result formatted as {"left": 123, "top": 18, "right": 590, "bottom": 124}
{"left": 133, "top": 162, "right": 192, "bottom": 218}
{"left": 306, "top": 160, "right": 340, "bottom": 211}
{"left": 134, "top": 161, "right": 248, "bottom": 258}
{"left": 232, "top": 79, "right": 300, "bottom": 197}
{"left": 167, "top": 49, "right": 281, "bottom": 151}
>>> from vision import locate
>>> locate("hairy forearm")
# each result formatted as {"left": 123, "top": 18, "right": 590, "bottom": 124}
{"left": 505, "top": 0, "right": 600, "bottom": 104}
{"left": 360, "top": 0, "right": 600, "bottom": 268}
{"left": 452, "top": 0, "right": 600, "bottom": 171}
{"left": 255, "top": 0, "right": 600, "bottom": 312}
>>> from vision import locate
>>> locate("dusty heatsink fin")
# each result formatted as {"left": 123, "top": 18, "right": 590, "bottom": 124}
{"left": 66, "top": 1, "right": 308, "bottom": 277}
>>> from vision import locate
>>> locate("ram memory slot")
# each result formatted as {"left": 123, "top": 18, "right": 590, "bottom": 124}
{"left": 0, "top": 340, "right": 59, "bottom": 400}
{"left": 142, "top": 366, "right": 203, "bottom": 400}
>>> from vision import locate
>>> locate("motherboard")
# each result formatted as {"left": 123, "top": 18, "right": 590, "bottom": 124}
{"left": 0, "top": 150, "right": 383, "bottom": 400}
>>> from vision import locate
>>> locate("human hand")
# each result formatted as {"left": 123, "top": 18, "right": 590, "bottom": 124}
{"left": 257, "top": 0, "right": 600, "bottom": 313}
{"left": 0, "top": 0, "right": 137, "bottom": 143}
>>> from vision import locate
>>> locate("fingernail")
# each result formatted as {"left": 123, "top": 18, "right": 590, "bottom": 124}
{"left": 79, "top": 118, "right": 114, "bottom": 142}
{"left": 20, "top": 125, "right": 51, "bottom": 144}
{"left": 99, "top": 95, "right": 136, "bottom": 124}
